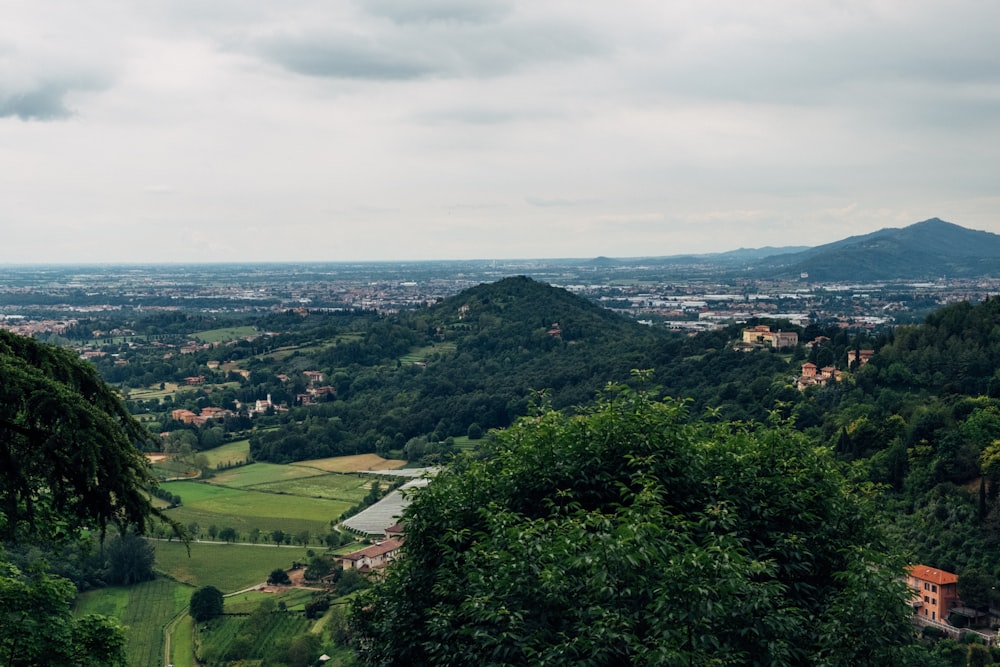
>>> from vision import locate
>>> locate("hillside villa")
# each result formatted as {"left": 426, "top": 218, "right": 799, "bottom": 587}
{"left": 908, "top": 564, "right": 959, "bottom": 623}
{"left": 740, "top": 325, "right": 798, "bottom": 350}
{"left": 796, "top": 362, "right": 842, "bottom": 391}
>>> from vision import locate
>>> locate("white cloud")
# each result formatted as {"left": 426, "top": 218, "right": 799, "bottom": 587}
{"left": 1, "top": 0, "right": 999, "bottom": 262}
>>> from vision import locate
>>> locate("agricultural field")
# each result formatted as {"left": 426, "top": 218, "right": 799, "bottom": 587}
{"left": 75, "top": 577, "right": 191, "bottom": 667}
{"left": 250, "top": 474, "right": 379, "bottom": 501}
{"left": 78, "top": 450, "right": 401, "bottom": 665}
{"left": 196, "top": 611, "right": 313, "bottom": 664}
{"left": 225, "top": 587, "right": 318, "bottom": 614}
{"left": 191, "top": 325, "right": 258, "bottom": 343}
{"left": 127, "top": 381, "right": 181, "bottom": 401}
{"left": 161, "top": 494, "right": 350, "bottom": 539}
{"left": 167, "top": 615, "right": 196, "bottom": 667}
{"left": 200, "top": 439, "right": 251, "bottom": 468}
{"left": 399, "top": 341, "right": 456, "bottom": 364}
{"left": 154, "top": 541, "right": 312, "bottom": 591}
{"left": 207, "top": 462, "right": 323, "bottom": 487}
{"left": 293, "top": 453, "right": 407, "bottom": 473}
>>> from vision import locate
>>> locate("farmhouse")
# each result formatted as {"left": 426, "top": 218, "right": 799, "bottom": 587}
{"left": 336, "top": 538, "right": 404, "bottom": 572}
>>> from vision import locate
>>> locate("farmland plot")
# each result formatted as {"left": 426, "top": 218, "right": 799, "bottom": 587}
{"left": 75, "top": 577, "right": 191, "bottom": 667}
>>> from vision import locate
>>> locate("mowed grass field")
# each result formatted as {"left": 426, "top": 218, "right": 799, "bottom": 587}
{"left": 251, "top": 474, "right": 380, "bottom": 501}
{"left": 201, "top": 439, "right": 251, "bottom": 468}
{"left": 154, "top": 541, "right": 313, "bottom": 591}
{"left": 207, "top": 462, "right": 322, "bottom": 487}
{"left": 160, "top": 480, "right": 350, "bottom": 537}
{"left": 292, "top": 453, "right": 407, "bottom": 473}
{"left": 75, "top": 577, "right": 192, "bottom": 667}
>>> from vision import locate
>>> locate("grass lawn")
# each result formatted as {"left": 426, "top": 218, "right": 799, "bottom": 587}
{"left": 75, "top": 577, "right": 191, "bottom": 667}
{"left": 154, "top": 541, "right": 313, "bottom": 592}
{"left": 293, "top": 453, "right": 407, "bottom": 473}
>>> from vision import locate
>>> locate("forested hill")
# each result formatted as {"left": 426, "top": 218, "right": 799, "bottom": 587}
{"left": 250, "top": 277, "right": 794, "bottom": 463}
{"left": 858, "top": 296, "right": 1000, "bottom": 397}
{"left": 424, "top": 275, "right": 635, "bottom": 346}
{"left": 753, "top": 218, "right": 1000, "bottom": 281}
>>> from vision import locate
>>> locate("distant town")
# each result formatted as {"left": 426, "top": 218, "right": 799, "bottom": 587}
{"left": 1, "top": 260, "right": 998, "bottom": 341}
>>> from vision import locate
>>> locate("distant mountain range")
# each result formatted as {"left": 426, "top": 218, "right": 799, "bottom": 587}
{"left": 634, "top": 218, "right": 1000, "bottom": 282}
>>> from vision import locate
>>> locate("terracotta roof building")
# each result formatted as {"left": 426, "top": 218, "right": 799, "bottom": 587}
{"left": 907, "top": 564, "right": 959, "bottom": 623}
{"left": 336, "top": 538, "right": 404, "bottom": 572}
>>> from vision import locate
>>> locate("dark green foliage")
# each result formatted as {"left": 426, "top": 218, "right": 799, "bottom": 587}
{"left": 303, "top": 555, "right": 335, "bottom": 581}
{"left": 0, "top": 557, "right": 126, "bottom": 667}
{"left": 352, "top": 387, "right": 916, "bottom": 666}
{"left": 217, "top": 526, "right": 238, "bottom": 543}
{"left": 189, "top": 585, "right": 224, "bottom": 622}
{"left": 958, "top": 567, "right": 994, "bottom": 610}
{"left": 304, "top": 595, "right": 330, "bottom": 619}
{"left": 267, "top": 568, "right": 291, "bottom": 585}
{"left": 0, "top": 330, "right": 162, "bottom": 542}
{"left": 250, "top": 278, "right": 803, "bottom": 464}
{"left": 103, "top": 530, "right": 155, "bottom": 586}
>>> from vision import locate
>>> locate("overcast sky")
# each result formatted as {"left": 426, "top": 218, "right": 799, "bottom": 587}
{"left": 2, "top": 1, "right": 998, "bottom": 263}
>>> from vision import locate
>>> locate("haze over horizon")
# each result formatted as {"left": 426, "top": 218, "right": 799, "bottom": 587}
{"left": 3, "top": 1, "right": 998, "bottom": 264}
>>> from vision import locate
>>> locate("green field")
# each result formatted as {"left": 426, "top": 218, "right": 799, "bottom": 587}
{"left": 154, "top": 541, "right": 312, "bottom": 591}
{"left": 292, "top": 453, "right": 407, "bottom": 473}
{"left": 159, "top": 480, "right": 348, "bottom": 538}
{"left": 191, "top": 325, "right": 258, "bottom": 343}
{"left": 399, "top": 341, "right": 456, "bottom": 363}
{"left": 251, "top": 473, "right": 377, "bottom": 501}
{"left": 197, "top": 612, "right": 313, "bottom": 664}
{"left": 75, "top": 577, "right": 191, "bottom": 667}
{"left": 225, "top": 587, "right": 318, "bottom": 614}
{"left": 201, "top": 439, "right": 251, "bottom": 468}
{"left": 128, "top": 382, "right": 180, "bottom": 401}
{"left": 207, "top": 462, "right": 322, "bottom": 487}
{"left": 77, "top": 448, "right": 395, "bottom": 666}
{"left": 168, "top": 615, "right": 196, "bottom": 667}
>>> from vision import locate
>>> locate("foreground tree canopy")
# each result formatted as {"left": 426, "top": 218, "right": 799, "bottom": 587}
{"left": 0, "top": 329, "right": 158, "bottom": 542}
{"left": 353, "top": 385, "right": 917, "bottom": 666}
{"left": 0, "top": 331, "right": 163, "bottom": 665}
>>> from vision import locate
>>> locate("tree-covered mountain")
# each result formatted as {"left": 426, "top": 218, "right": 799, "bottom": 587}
{"left": 249, "top": 277, "right": 795, "bottom": 463}
{"left": 753, "top": 218, "right": 1000, "bottom": 281}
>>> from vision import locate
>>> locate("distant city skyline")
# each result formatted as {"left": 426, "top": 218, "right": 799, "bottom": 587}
{"left": 2, "top": 1, "right": 999, "bottom": 264}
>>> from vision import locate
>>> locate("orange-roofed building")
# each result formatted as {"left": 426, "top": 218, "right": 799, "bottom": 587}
{"left": 907, "top": 564, "right": 959, "bottom": 623}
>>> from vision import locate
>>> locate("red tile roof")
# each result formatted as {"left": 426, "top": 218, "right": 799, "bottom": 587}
{"left": 908, "top": 564, "right": 958, "bottom": 586}
{"left": 340, "top": 538, "right": 403, "bottom": 562}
